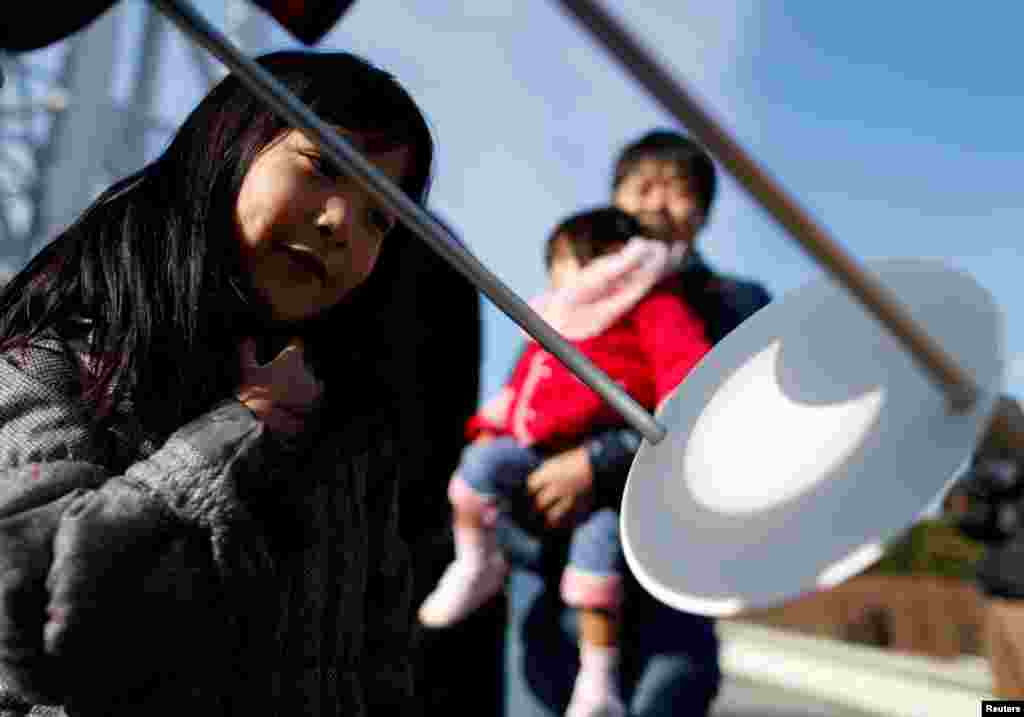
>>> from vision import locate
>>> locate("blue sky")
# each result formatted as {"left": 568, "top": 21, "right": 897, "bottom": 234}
{"left": 10, "top": 1, "right": 1024, "bottom": 405}
{"left": 320, "top": 1, "right": 1024, "bottom": 403}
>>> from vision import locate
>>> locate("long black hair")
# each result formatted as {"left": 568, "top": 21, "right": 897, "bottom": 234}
{"left": 0, "top": 51, "right": 433, "bottom": 436}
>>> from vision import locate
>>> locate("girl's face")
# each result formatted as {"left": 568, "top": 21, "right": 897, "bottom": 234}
{"left": 235, "top": 128, "right": 410, "bottom": 323}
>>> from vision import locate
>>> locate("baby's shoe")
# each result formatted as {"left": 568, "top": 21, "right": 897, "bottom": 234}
{"left": 418, "top": 552, "right": 508, "bottom": 628}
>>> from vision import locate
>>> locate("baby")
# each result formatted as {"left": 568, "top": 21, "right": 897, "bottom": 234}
{"left": 419, "top": 206, "right": 711, "bottom": 717}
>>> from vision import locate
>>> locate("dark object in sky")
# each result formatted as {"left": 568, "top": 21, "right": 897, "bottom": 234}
{"left": 252, "top": 0, "right": 356, "bottom": 44}
{"left": 0, "top": 1, "right": 355, "bottom": 51}
{"left": 0, "top": 2, "right": 118, "bottom": 51}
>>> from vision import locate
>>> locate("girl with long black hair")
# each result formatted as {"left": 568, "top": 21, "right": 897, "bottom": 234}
{"left": 0, "top": 50, "right": 434, "bottom": 716}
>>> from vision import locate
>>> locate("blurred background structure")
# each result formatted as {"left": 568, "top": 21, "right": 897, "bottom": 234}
{"left": 0, "top": 0, "right": 259, "bottom": 274}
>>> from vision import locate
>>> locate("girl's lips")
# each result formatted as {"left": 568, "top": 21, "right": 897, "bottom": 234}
{"left": 281, "top": 243, "right": 330, "bottom": 286}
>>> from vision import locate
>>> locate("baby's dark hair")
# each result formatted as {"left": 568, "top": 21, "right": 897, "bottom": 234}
{"left": 544, "top": 206, "right": 646, "bottom": 269}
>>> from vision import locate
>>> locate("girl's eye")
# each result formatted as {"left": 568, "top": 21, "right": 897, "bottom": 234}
{"left": 309, "top": 154, "right": 342, "bottom": 180}
{"left": 367, "top": 207, "right": 397, "bottom": 236}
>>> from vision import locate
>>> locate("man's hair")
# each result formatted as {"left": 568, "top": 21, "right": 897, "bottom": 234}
{"left": 544, "top": 206, "right": 645, "bottom": 269}
{"left": 612, "top": 130, "right": 717, "bottom": 218}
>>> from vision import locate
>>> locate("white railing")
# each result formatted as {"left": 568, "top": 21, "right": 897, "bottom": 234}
{"left": 718, "top": 620, "right": 992, "bottom": 717}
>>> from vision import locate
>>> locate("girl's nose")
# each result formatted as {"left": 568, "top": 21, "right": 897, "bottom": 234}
{"left": 315, "top": 195, "right": 350, "bottom": 242}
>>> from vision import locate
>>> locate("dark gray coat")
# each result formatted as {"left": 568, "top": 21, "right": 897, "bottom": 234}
{"left": 0, "top": 336, "right": 415, "bottom": 716}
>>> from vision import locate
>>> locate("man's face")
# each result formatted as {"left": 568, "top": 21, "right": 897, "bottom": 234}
{"left": 613, "top": 159, "right": 703, "bottom": 246}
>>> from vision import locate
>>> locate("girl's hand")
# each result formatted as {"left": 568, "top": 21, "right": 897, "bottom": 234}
{"left": 236, "top": 337, "right": 323, "bottom": 436}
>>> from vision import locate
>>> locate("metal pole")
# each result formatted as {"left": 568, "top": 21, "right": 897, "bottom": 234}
{"left": 149, "top": 0, "right": 667, "bottom": 444}
{"left": 554, "top": 0, "right": 982, "bottom": 416}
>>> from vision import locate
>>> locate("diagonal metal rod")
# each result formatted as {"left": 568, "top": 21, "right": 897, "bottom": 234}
{"left": 554, "top": 0, "right": 983, "bottom": 416}
{"left": 149, "top": 0, "right": 667, "bottom": 444}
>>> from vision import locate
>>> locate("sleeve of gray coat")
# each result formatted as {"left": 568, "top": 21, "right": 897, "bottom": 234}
{"left": 0, "top": 341, "right": 275, "bottom": 714}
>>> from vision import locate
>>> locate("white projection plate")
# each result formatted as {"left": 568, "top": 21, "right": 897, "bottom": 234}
{"left": 621, "top": 258, "right": 1005, "bottom": 616}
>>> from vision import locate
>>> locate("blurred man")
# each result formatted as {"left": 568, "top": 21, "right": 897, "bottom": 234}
{"left": 498, "top": 130, "right": 771, "bottom": 717}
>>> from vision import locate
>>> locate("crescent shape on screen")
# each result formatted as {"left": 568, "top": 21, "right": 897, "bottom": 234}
{"left": 684, "top": 339, "right": 886, "bottom": 515}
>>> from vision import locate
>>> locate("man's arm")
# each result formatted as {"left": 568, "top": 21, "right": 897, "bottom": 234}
{"left": 730, "top": 279, "right": 772, "bottom": 324}
{"left": 586, "top": 428, "right": 644, "bottom": 505}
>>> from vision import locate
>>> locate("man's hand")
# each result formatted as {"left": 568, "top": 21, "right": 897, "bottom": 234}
{"left": 474, "top": 431, "right": 497, "bottom": 445}
{"left": 526, "top": 446, "right": 595, "bottom": 530}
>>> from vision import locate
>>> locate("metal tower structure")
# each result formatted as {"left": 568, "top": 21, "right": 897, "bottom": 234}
{"left": 0, "top": 0, "right": 271, "bottom": 273}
